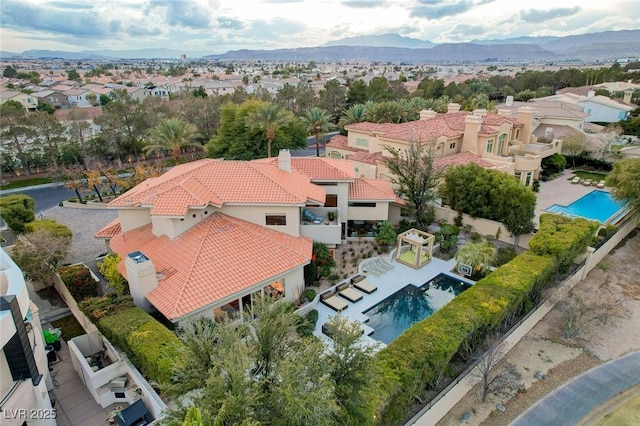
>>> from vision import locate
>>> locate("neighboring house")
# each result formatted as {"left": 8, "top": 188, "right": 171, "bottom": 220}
{"left": 95, "top": 152, "right": 401, "bottom": 324}
{"left": 1, "top": 248, "right": 56, "bottom": 426}
{"left": 536, "top": 91, "right": 635, "bottom": 123}
{"left": 327, "top": 103, "right": 563, "bottom": 187}
{"left": 80, "top": 84, "right": 114, "bottom": 103}
{"left": 31, "top": 90, "right": 70, "bottom": 109}
{"left": 62, "top": 88, "right": 93, "bottom": 108}
{"left": 495, "top": 97, "right": 589, "bottom": 139}
{"left": 0, "top": 90, "right": 38, "bottom": 111}
{"left": 143, "top": 85, "right": 170, "bottom": 100}
{"left": 122, "top": 86, "right": 146, "bottom": 103}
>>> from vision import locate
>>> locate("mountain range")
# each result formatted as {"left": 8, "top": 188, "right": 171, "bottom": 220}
{"left": 1, "top": 30, "right": 638, "bottom": 62}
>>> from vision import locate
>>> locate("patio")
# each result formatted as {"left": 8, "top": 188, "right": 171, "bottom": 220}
{"left": 535, "top": 169, "right": 603, "bottom": 223}
{"left": 312, "top": 255, "right": 474, "bottom": 350}
{"left": 47, "top": 334, "right": 132, "bottom": 426}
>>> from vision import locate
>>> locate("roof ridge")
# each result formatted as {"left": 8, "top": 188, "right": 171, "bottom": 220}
{"left": 180, "top": 175, "right": 222, "bottom": 207}
{"left": 249, "top": 162, "right": 308, "bottom": 204}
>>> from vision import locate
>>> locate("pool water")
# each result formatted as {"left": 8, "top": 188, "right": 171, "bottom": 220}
{"left": 546, "top": 190, "right": 626, "bottom": 223}
{"left": 364, "top": 273, "right": 471, "bottom": 345}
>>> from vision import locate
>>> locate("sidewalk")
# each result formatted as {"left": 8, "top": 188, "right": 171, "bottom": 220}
{"left": 511, "top": 350, "right": 640, "bottom": 425}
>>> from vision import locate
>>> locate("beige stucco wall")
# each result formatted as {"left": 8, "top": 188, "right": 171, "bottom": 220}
{"left": 219, "top": 205, "right": 301, "bottom": 237}
{"left": 348, "top": 202, "right": 389, "bottom": 221}
{"left": 118, "top": 208, "right": 151, "bottom": 233}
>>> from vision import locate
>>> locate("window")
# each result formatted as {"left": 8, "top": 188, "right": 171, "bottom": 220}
{"left": 330, "top": 151, "right": 342, "bottom": 159}
{"left": 497, "top": 134, "right": 506, "bottom": 154}
{"left": 486, "top": 139, "right": 494, "bottom": 153}
{"left": 449, "top": 142, "right": 456, "bottom": 149}
{"left": 525, "top": 172, "right": 532, "bottom": 186}
{"left": 515, "top": 171, "right": 522, "bottom": 181}
{"left": 348, "top": 202, "right": 376, "bottom": 208}
{"left": 356, "top": 138, "right": 368, "bottom": 147}
{"left": 325, "top": 194, "right": 338, "bottom": 207}
{"left": 266, "top": 214, "right": 286, "bottom": 225}
{"left": 515, "top": 129, "right": 520, "bottom": 140}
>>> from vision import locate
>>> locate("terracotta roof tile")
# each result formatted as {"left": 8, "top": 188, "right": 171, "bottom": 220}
{"left": 254, "top": 156, "right": 355, "bottom": 180}
{"left": 433, "top": 152, "right": 496, "bottom": 172}
{"left": 349, "top": 178, "right": 396, "bottom": 201}
{"left": 350, "top": 151, "right": 384, "bottom": 165}
{"left": 110, "top": 213, "right": 312, "bottom": 320}
{"left": 95, "top": 218, "right": 121, "bottom": 239}
{"left": 325, "top": 135, "right": 368, "bottom": 153}
{"left": 110, "top": 159, "right": 325, "bottom": 215}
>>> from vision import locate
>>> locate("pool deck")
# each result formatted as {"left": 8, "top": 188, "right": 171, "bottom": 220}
{"left": 313, "top": 255, "right": 474, "bottom": 350}
{"left": 535, "top": 170, "right": 601, "bottom": 223}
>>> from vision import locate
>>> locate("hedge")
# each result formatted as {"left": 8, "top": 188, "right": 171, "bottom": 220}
{"left": 80, "top": 295, "right": 183, "bottom": 385}
{"left": 372, "top": 215, "right": 595, "bottom": 423}
{"left": 25, "top": 219, "right": 73, "bottom": 238}
{"left": 58, "top": 264, "right": 98, "bottom": 301}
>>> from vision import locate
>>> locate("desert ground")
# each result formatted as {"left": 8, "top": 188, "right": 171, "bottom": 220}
{"left": 438, "top": 229, "right": 640, "bottom": 426}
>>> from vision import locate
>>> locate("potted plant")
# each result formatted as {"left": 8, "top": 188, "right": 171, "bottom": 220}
{"left": 327, "top": 211, "right": 336, "bottom": 222}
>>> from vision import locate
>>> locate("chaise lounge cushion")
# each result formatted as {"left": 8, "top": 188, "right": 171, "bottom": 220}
{"left": 352, "top": 278, "right": 377, "bottom": 294}
{"left": 337, "top": 283, "right": 364, "bottom": 303}
{"left": 320, "top": 290, "right": 348, "bottom": 311}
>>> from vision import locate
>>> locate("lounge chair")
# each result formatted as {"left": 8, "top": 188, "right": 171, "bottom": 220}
{"left": 302, "top": 209, "right": 323, "bottom": 224}
{"left": 582, "top": 179, "right": 593, "bottom": 186}
{"left": 320, "top": 290, "right": 348, "bottom": 312}
{"left": 597, "top": 180, "right": 605, "bottom": 189}
{"left": 337, "top": 282, "right": 364, "bottom": 303}
{"left": 351, "top": 275, "right": 377, "bottom": 294}
{"left": 571, "top": 176, "right": 581, "bottom": 184}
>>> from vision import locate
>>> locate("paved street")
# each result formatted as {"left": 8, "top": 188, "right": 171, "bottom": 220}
{"left": 511, "top": 350, "right": 640, "bottom": 426}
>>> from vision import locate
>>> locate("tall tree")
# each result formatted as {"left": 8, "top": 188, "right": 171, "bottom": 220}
{"left": 338, "top": 103, "right": 367, "bottom": 130}
{"left": 606, "top": 158, "right": 640, "bottom": 211}
{"left": 346, "top": 79, "right": 368, "bottom": 106}
{"left": 0, "top": 100, "right": 35, "bottom": 176}
{"left": 300, "top": 107, "right": 335, "bottom": 157}
{"left": 246, "top": 102, "right": 292, "bottom": 158}
{"left": 143, "top": 118, "right": 200, "bottom": 161}
{"left": 319, "top": 79, "right": 347, "bottom": 123}
{"left": 382, "top": 140, "right": 441, "bottom": 229}
{"left": 28, "top": 111, "right": 67, "bottom": 175}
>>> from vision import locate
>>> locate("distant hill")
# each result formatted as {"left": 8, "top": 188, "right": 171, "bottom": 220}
{"left": 2, "top": 29, "right": 638, "bottom": 62}
{"left": 323, "top": 33, "right": 434, "bottom": 49}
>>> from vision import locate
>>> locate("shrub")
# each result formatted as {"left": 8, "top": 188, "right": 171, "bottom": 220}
{"left": 303, "top": 288, "right": 316, "bottom": 301}
{"left": 79, "top": 295, "right": 182, "bottom": 385}
{"left": 297, "top": 309, "right": 319, "bottom": 337}
{"left": 495, "top": 246, "right": 517, "bottom": 267}
{"left": 58, "top": 264, "right": 98, "bottom": 301}
{"left": 98, "top": 254, "right": 128, "bottom": 295}
{"left": 25, "top": 219, "right": 72, "bottom": 238}
{"left": 0, "top": 194, "right": 35, "bottom": 233}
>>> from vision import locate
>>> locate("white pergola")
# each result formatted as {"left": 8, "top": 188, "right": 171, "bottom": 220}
{"left": 395, "top": 228, "right": 435, "bottom": 269}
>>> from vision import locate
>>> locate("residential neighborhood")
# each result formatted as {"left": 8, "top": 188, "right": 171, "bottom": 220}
{"left": 2, "top": 12, "right": 640, "bottom": 426}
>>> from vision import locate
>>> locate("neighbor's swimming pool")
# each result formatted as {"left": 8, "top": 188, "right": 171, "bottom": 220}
{"left": 546, "top": 190, "right": 626, "bottom": 224}
{"left": 363, "top": 273, "right": 471, "bottom": 345}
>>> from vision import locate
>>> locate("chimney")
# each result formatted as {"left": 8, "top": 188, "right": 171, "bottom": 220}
{"left": 473, "top": 108, "right": 487, "bottom": 117}
{"left": 278, "top": 149, "right": 291, "bottom": 172}
{"left": 544, "top": 127, "right": 554, "bottom": 140}
{"left": 419, "top": 109, "right": 437, "bottom": 120}
{"left": 517, "top": 106, "right": 534, "bottom": 144}
{"left": 587, "top": 90, "right": 595, "bottom": 98}
{"left": 125, "top": 251, "right": 157, "bottom": 312}
{"left": 497, "top": 109, "right": 511, "bottom": 117}
{"left": 461, "top": 114, "right": 483, "bottom": 154}
{"left": 505, "top": 96, "right": 514, "bottom": 107}
{"left": 447, "top": 102, "right": 461, "bottom": 113}
{"left": 623, "top": 89, "right": 633, "bottom": 105}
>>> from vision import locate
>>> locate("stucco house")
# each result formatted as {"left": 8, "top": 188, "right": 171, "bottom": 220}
{"left": 62, "top": 88, "right": 93, "bottom": 108}
{"left": 326, "top": 103, "right": 563, "bottom": 187}
{"left": 95, "top": 152, "right": 400, "bottom": 324}
{"left": 0, "top": 90, "right": 38, "bottom": 111}
{"left": 536, "top": 91, "right": 635, "bottom": 123}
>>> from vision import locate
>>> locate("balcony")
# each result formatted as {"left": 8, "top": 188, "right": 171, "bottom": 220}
{"left": 299, "top": 207, "right": 342, "bottom": 245}
{"left": 510, "top": 140, "right": 562, "bottom": 158}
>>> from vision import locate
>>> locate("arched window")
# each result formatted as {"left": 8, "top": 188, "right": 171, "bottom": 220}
{"left": 497, "top": 133, "right": 506, "bottom": 155}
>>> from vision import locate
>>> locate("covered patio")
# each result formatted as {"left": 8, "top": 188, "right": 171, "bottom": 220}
{"left": 395, "top": 228, "right": 435, "bottom": 269}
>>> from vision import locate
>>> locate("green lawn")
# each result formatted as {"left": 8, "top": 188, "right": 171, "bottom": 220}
{"left": 569, "top": 170, "right": 608, "bottom": 182}
{"left": 1, "top": 177, "right": 53, "bottom": 190}
{"left": 51, "top": 315, "right": 86, "bottom": 340}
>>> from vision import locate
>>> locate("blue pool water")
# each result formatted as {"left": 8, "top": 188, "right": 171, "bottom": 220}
{"left": 364, "top": 273, "right": 471, "bottom": 345}
{"left": 546, "top": 190, "right": 626, "bottom": 223}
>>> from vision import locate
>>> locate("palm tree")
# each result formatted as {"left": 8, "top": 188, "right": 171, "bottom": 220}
{"left": 300, "top": 107, "right": 335, "bottom": 157}
{"left": 339, "top": 103, "right": 367, "bottom": 129}
{"left": 247, "top": 103, "right": 291, "bottom": 158}
{"left": 454, "top": 239, "right": 497, "bottom": 275}
{"left": 143, "top": 118, "right": 200, "bottom": 161}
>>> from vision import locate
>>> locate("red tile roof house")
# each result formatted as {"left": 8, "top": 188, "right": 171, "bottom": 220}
{"left": 326, "top": 103, "right": 564, "bottom": 187}
{"left": 95, "top": 151, "right": 401, "bottom": 324}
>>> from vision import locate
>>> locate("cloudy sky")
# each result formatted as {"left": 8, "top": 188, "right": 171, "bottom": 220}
{"left": 1, "top": 0, "right": 638, "bottom": 53}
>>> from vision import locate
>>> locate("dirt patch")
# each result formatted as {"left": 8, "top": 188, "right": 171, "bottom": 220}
{"left": 436, "top": 229, "right": 640, "bottom": 426}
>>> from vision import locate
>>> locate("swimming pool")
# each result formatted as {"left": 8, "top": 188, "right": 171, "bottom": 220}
{"left": 546, "top": 190, "right": 626, "bottom": 224}
{"left": 363, "top": 273, "right": 471, "bottom": 345}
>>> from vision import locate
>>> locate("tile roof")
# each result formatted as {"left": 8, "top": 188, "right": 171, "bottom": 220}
{"left": 349, "top": 178, "right": 397, "bottom": 201}
{"left": 350, "top": 151, "right": 384, "bottom": 165}
{"left": 325, "top": 135, "right": 368, "bottom": 153}
{"left": 433, "top": 152, "right": 496, "bottom": 172}
{"left": 110, "top": 213, "right": 312, "bottom": 320}
{"left": 346, "top": 112, "right": 519, "bottom": 143}
{"left": 109, "top": 159, "right": 326, "bottom": 216}
{"left": 95, "top": 218, "right": 122, "bottom": 239}
{"left": 254, "top": 156, "right": 356, "bottom": 180}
